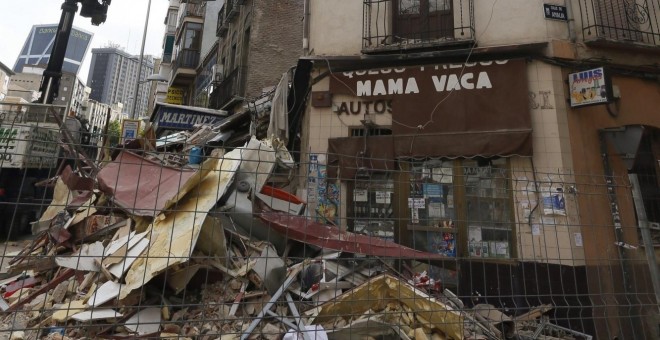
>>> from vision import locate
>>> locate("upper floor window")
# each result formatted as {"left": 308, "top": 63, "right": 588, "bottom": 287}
{"left": 183, "top": 23, "right": 203, "bottom": 50}
{"left": 363, "top": 0, "right": 474, "bottom": 52}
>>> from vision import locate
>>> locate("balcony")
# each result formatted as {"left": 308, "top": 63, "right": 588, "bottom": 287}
{"left": 177, "top": 2, "right": 205, "bottom": 30}
{"left": 171, "top": 49, "right": 200, "bottom": 86}
{"left": 217, "top": 5, "right": 228, "bottom": 37}
{"left": 362, "top": 0, "right": 475, "bottom": 53}
{"left": 210, "top": 66, "right": 247, "bottom": 110}
{"left": 163, "top": 53, "right": 173, "bottom": 64}
{"left": 226, "top": 0, "right": 237, "bottom": 21}
{"left": 577, "top": 0, "right": 660, "bottom": 47}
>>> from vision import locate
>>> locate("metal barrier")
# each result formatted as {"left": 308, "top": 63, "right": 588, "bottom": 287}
{"left": 0, "top": 120, "right": 657, "bottom": 339}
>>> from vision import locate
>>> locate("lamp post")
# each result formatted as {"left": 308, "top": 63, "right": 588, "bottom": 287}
{"left": 130, "top": 0, "right": 152, "bottom": 119}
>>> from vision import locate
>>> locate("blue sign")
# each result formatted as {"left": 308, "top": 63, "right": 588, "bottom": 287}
{"left": 154, "top": 106, "right": 225, "bottom": 130}
{"left": 543, "top": 4, "right": 568, "bottom": 21}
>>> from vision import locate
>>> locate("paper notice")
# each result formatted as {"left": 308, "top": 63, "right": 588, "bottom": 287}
{"left": 353, "top": 189, "right": 368, "bottom": 202}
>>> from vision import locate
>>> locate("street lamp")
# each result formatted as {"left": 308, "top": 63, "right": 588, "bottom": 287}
{"left": 130, "top": 0, "right": 152, "bottom": 119}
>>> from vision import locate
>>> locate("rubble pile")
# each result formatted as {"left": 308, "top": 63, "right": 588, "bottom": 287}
{"left": 0, "top": 126, "right": 591, "bottom": 340}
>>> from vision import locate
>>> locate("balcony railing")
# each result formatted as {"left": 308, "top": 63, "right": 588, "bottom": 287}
{"left": 177, "top": 2, "right": 205, "bottom": 29}
{"left": 162, "top": 53, "right": 173, "bottom": 64}
{"left": 226, "top": 0, "right": 238, "bottom": 21}
{"left": 577, "top": 0, "right": 660, "bottom": 46}
{"left": 362, "top": 0, "right": 475, "bottom": 52}
{"left": 210, "top": 66, "right": 247, "bottom": 109}
{"left": 217, "top": 4, "right": 228, "bottom": 37}
{"left": 173, "top": 49, "right": 200, "bottom": 75}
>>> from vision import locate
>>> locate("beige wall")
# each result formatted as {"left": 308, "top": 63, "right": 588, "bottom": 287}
{"left": 475, "top": 0, "right": 569, "bottom": 46}
{"left": 308, "top": 0, "right": 363, "bottom": 55}
{"left": 309, "top": 0, "right": 571, "bottom": 56}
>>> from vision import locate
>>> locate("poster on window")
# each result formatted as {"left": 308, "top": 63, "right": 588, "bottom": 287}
{"left": 309, "top": 154, "right": 340, "bottom": 223}
{"left": 353, "top": 189, "right": 368, "bottom": 202}
{"left": 428, "top": 232, "right": 456, "bottom": 257}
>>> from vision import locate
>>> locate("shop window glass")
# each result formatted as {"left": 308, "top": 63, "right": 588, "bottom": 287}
{"left": 407, "top": 158, "right": 514, "bottom": 259}
{"left": 464, "top": 158, "right": 513, "bottom": 259}
{"left": 409, "top": 160, "right": 457, "bottom": 257}
{"left": 351, "top": 173, "right": 395, "bottom": 241}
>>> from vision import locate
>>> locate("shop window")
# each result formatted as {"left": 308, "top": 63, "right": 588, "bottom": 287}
{"left": 409, "top": 160, "right": 457, "bottom": 257}
{"left": 464, "top": 158, "right": 514, "bottom": 259}
{"left": 349, "top": 173, "right": 395, "bottom": 241}
{"left": 407, "top": 158, "right": 515, "bottom": 259}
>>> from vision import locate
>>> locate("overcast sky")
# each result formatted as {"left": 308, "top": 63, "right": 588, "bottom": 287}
{"left": 0, "top": 0, "right": 170, "bottom": 85}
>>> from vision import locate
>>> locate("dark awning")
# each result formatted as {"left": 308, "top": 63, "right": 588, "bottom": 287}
{"left": 327, "top": 136, "right": 395, "bottom": 180}
{"left": 327, "top": 59, "right": 532, "bottom": 164}
{"left": 393, "top": 129, "right": 532, "bottom": 159}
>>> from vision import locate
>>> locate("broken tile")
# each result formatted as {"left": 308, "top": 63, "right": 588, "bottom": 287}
{"left": 70, "top": 309, "right": 122, "bottom": 321}
{"left": 124, "top": 307, "right": 161, "bottom": 335}
{"left": 87, "top": 281, "right": 124, "bottom": 307}
{"left": 55, "top": 241, "right": 104, "bottom": 272}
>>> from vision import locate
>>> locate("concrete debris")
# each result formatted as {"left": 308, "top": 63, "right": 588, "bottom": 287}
{"left": 0, "top": 126, "right": 590, "bottom": 340}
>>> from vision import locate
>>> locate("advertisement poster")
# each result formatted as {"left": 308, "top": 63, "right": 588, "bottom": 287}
{"left": 569, "top": 67, "right": 610, "bottom": 107}
{"left": 428, "top": 232, "right": 456, "bottom": 257}
{"left": 542, "top": 192, "right": 566, "bottom": 216}
{"left": 308, "top": 154, "right": 339, "bottom": 223}
{"left": 166, "top": 87, "right": 185, "bottom": 105}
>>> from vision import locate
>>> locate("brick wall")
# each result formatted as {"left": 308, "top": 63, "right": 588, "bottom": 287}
{"left": 245, "top": 0, "right": 303, "bottom": 99}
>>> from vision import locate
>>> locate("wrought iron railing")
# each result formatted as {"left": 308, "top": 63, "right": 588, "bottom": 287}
{"left": 217, "top": 4, "right": 228, "bottom": 37}
{"left": 577, "top": 0, "right": 660, "bottom": 46}
{"left": 226, "top": 0, "right": 238, "bottom": 21}
{"left": 210, "top": 66, "right": 247, "bottom": 109}
{"left": 362, "top": 0, "right": 475, "bottom": 52}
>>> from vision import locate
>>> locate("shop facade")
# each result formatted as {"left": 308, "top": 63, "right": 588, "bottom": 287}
{"left": 296, "top": 56, "right": 600, "bottom": 333}
{"left": 563, "top": 67, "right": 660, "bottom": 339}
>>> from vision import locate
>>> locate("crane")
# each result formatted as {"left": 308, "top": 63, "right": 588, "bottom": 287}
{"left": 37, "top": 0, "right": 111, "bottom": 104}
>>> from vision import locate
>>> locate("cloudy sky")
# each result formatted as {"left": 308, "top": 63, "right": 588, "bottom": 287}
{"left": 0, "top": 0, "right": 171, "bottom": 84}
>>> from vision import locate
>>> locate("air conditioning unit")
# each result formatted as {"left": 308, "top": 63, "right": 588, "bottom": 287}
{"left": 212, "top": 64, "right": 224, "bottom": 82}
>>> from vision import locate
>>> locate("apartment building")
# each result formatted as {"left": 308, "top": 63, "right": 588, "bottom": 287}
{"left": 87, "top": 47, "right": 155, "bottom": 118}
{"left": 209, "top": 0, "right": 303, "bottom": 113}
{"left": 283, "top": 1, "right": 660, "bottom": 339}
{"left": 9, "top": 66, "right": 87, "bottom": 116}
{"left": 0, "top": 61, "right": 13, "bottom": 101}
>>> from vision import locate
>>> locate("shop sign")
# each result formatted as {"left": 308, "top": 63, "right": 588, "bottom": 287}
{"left": 166, "top": 87, "right": 185, "bottom": 105}
{"left": 329, "top": 59, "right": 530, "bottom": 138}
{"left": 154, "top": 106, "right": 225, "bottom": 130}
{"left": 568, "top": 67, "right": 612, "bottom": 107}
{"left": 543, "top": 4, "right": 568, "bottom": 21}
{"left": 121, "top": 119, "right": 141, "bottom": 141}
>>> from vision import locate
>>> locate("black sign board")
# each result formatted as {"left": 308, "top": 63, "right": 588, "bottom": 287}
{"left": 543, "top": 4, "right": 568, "bottom": 21}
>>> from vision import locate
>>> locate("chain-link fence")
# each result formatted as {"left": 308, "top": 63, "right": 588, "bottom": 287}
{"left": 0, "top": 104, "right": 657, "bottom": 339}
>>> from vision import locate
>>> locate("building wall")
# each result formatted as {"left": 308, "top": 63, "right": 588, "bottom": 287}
{"left": 201, "top": 0, "right": 224, "bottom": 61}
{"left": 300, "top": 1, "right": 659, "bottom": 338}
{"left": 308, "top": 0, "right": 363, "bottom": 56}
{"left": 308, "top": 0, "right": 569, "bottom": 56}
{"left": 245, "top": 0, "right": 303, "bottom": 98}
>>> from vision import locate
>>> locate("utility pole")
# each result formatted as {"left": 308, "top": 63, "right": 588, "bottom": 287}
{"left": 130, "top": 0, "right": 152, "bottom": 119}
